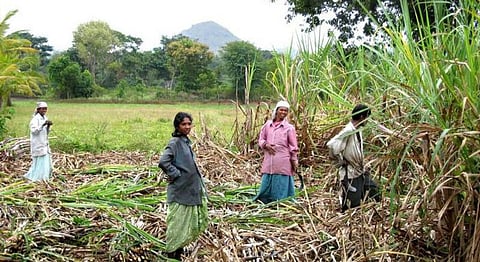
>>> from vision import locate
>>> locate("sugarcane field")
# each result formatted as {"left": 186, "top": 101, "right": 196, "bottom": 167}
{"left": 0, "top": 120, "right": 443, "bottom": 261}
{"left": 1, "top": 1, "right": 480, "bottom": 261}
{"left": 1, "top": 96, "right": 478, "bottom": 262}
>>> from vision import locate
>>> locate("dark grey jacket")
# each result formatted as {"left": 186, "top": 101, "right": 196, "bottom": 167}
{"left": 158, "top": 136, "right": 203, "bottom": 205}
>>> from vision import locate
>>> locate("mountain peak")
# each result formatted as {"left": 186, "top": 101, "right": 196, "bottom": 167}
{"left": 181, "top": 21, "right": 241, "bottom": 53}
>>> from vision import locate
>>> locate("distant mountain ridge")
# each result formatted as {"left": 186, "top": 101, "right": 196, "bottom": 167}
{"left": 180, "top": 21, "right": 241, "bottom": 53}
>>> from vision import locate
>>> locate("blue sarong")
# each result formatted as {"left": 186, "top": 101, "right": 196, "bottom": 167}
{"left": 253, "top": 173, "right": 295, "bottom": 204}
{"left": 24, "top": 154, "right": 52, "bottom": 182}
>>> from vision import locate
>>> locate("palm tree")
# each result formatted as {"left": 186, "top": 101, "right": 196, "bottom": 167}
{"left": 0, "top": 9, "right": 44, "bottom": 110}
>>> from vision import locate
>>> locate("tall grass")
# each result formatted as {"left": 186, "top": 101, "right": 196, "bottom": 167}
{"left": 264, "top": 0, "right": 480, "bottom": 260}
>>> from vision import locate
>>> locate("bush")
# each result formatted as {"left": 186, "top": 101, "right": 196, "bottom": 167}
{"left": 0, "top": 108, "right": 14, "bottom": 140}
{"left": 194, "top": 86, "right": 232, "bottom": 101}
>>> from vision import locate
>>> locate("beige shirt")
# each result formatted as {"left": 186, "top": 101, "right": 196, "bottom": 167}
{"left": 29, "top": 113, "right": 51, "bottom": 157}
{"left": 327, "top": 122, "right": 364, "bottom": 180}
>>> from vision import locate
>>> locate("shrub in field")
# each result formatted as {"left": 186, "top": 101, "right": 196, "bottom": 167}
{"left": 0, "top": 108, "right": 14, "bottom": 139}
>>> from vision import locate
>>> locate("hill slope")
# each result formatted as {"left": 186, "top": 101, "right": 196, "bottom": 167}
{"left": 181, "top": 21, "right": 241, "bottom": 53}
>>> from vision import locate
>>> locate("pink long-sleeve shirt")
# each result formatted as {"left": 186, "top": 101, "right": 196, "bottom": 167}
{"left": 258, "top": 119, "right": 298, "bottom": 176}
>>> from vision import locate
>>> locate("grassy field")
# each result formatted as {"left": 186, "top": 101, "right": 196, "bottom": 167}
{"left": 5, "top": 99, "right": 241, "bottom": 153}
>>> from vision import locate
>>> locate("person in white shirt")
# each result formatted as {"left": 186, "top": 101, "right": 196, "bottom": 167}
{"left": 24, "top": 102, "right": 53, "bottom": 182}
{"left": 327, "top": 104, "right": 380, "bottom": 211}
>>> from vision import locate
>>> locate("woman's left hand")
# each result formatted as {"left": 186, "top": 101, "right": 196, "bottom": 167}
{"left": 291, "top": 160, "right": 299, "bottom": 172}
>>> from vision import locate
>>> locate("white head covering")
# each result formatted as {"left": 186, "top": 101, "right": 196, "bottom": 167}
{"left": 272, "top": 100, "right": 290, "bottom": 119}
{"left": 36, "top": 102, "right": 48, "bottom": 108}
{"left": 34, "top": 102, "right": 48, "bottom": 116}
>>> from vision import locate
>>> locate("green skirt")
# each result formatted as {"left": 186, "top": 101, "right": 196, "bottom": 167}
{"left": 165, "top": 197, "right": 208, "bottom": 252}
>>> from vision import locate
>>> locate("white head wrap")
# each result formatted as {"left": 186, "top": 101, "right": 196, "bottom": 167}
{"left": 37, "top": 102, "right": 48, "bottom": 108}
{"left": 272, "top": 100, "right": 290, "bottom": 119}
{"left": 34, "top": 102, "right": 48, "bottom": 116}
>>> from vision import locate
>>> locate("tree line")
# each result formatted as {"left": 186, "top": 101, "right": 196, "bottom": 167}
{"left": 1, "top": 0, "right": 464, "bottom": 134}
{"left": 1, "top": 13, "right": 279, "bottom": 109}
{"left": 3, "top": 0, "right": 463, "bottom": 106}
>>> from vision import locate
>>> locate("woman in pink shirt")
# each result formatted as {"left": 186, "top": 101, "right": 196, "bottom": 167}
{"left": 253, "top": 100, "right": 299, "bottom": 203}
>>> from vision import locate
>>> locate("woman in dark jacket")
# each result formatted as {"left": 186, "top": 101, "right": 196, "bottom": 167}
{"left": 158, "top": 112, "right": 208, "bottom": 260}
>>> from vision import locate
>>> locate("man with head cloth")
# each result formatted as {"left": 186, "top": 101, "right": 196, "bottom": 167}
{"left": 327, "top": 104, "right": 381, "bottom": 211}
{"left": 24, "top": 101, "right": 53, "bottom": 182}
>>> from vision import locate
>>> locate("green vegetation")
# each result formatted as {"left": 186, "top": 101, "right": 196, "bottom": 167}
{"left": 5, "top": 100, "right": 238, "bottom": 153}
{"left": 264, "top": 0, "right": 480, "bottom": 260}
{"left": 0, "top": 12, "right": 276, "bottom": 114}
{"left": 1, "top": 0, "right": 480, "bottom": 261}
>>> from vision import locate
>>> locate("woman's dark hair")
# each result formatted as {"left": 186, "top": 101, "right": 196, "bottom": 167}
{"left": 172, "top": 112, "right": 192, "bottom": 137}
{"left": 351, "top": 104, "right": 371, "bottom": 121}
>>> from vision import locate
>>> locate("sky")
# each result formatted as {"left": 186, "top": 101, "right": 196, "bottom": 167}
{"left": 0, "top": 0, "right": 322, "bottom": 52}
